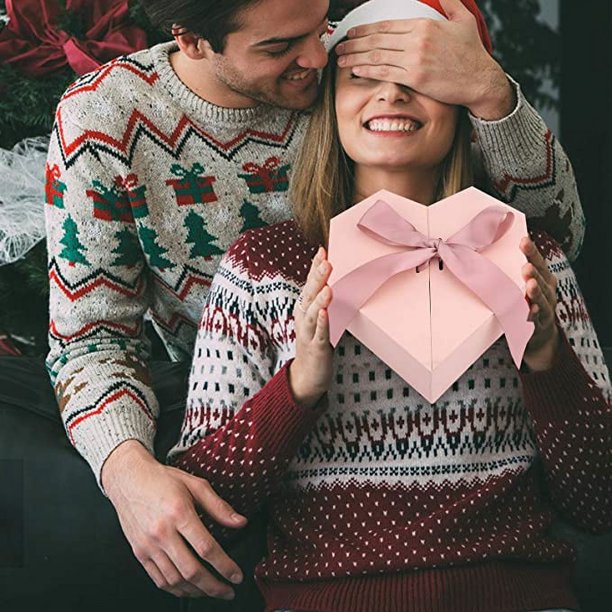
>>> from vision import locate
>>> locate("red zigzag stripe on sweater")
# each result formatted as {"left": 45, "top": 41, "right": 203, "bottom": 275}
{"left": 49, "top": 259, "right": 144, "bottom": 301}
{"left": 66, "top": 385, "right": 155, "bottom": 444}
{"left": 150, "top": 310, "right": 197, "bottom": 336}
{"left": 152, "top": 266, "right": 213, "bottom": 302}
{"left": 53, "top": 106, "right": 300, "bottom": 166}
{"left": 49, "top": 320, "right": 141, "bottom": 346}
{"left": 62, "top": 57, "right": 159, "bottom": 102}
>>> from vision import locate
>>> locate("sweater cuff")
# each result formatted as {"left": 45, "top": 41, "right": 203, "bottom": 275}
{"left": 88, "top": 418, "right": 156, "bottom": 495}
{"left": 519, "top": 326, "right": 595, "bottom": 422}
{"left": 250, "top": 360, "right": 326, "bottom": 456}
{"left": 469, "top": 75, "right": 545, "bottom": 169}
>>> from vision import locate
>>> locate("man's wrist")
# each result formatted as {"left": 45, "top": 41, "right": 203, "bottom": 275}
{"left": 468, "top": 65, "right": 517, "bottom": 121}
{"left": 101, "top": 439, "right": 153, "bottom": 496}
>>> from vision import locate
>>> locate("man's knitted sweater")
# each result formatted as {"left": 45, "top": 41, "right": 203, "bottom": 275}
{"left": 172, "top": 222, "right": 611, "bottom": 612}
{"left": 45, "top": 41, "right": 586, "bottom": 485}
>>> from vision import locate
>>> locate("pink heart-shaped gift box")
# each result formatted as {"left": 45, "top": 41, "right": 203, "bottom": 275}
{"left": 327, "top": 187, "right": 533, "bottom": 403}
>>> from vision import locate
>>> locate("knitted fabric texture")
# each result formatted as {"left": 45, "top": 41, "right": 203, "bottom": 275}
{"left": 172, "top": 223, "right": 611, "bottom": 612}
{"left": 46, "top": 41, "right": 585, "bottom": 486}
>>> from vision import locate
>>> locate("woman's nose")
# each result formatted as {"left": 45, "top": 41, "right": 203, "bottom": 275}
{"left": 376, "top": 81, "right": 411, "bottom": 103}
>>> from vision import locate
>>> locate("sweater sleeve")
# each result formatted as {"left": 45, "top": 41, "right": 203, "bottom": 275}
{"left": 519, "top": 231, "right": 612, "bottom": 533}
{"left": 168, "top": 234, "right": 323, "bottom": 517}
{"left": 45, "top": 108, "right": 158, "bottom": 491}
{"left": 470, "top": 75, "right": 585, "bottom": 262}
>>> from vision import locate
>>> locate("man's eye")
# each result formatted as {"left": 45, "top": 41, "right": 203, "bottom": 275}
{"left": 266, "top": 44, "right": 292, "bottom": 57}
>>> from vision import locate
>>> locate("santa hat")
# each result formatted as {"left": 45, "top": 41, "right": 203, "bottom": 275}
{"left": 327, "top": 0, "right": 492, "bottom": 54}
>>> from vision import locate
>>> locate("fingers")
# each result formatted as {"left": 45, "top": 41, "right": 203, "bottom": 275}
{"left": 301, "top": 285, "right": 332, "bottom": 342}
{"left": 520, "top": 237, "right": 557, "bottom": 305}
{"left": 145, "top": 552, "right": 206, "bottom": 599}
{"left": 314, "top": 308, "right": 330, "bottom": 345}
{"left": 338, "top": 48, "right": 409, "bottom": 72}
{"left": 341, "top": 18, "right": 421, "bottom": 40}
{"left": 177, "top": 510, "right": 243, "bottom": 586}
{"left": 178, "top": 475, "right": 245, "bottom": 583}
{"left": 439, "top": 0, "right": 473, "bottom": 21}
{"left": 521, "top": 237, "right": 556, "bottom": 328}
{"left": 166, "top": 530, "right": 237, "bottom": 600}
{"left": 181, "top": 472, "right": 247, "bottom": 529}
{"left": 296, "top": 247, "right": 332, "bottom": 317}
{"left": 336, "top": 33, "right": 410, "bottom": 56}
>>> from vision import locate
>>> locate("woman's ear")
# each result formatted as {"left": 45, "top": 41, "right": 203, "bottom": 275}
{"left": 173, "top": 28, "right": 213, "bottom": 60}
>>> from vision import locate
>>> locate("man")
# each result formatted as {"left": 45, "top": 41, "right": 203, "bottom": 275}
{"left": 41, "top": 0, "right": 583, "bottom": 603}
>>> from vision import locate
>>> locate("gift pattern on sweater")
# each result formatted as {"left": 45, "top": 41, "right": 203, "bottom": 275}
{"left": 171, "top": 221, "right": 611, "bottom": 612}
{"left": 45, "top": 41, "right": 586, "bottom": 486}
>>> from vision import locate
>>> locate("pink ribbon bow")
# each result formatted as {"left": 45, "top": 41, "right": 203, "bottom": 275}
{"left": 328, "top": 200, "right": 534, "bottom": 368}
{"left": 0, "top": 0, "right": 147, "bottom": 77}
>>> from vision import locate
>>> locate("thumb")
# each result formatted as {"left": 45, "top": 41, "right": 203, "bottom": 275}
{"left": 439, "top": 0, "right": 473, "bottom": 23}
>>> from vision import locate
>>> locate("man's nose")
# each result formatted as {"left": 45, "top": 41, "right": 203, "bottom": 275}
{"left": 296, "top": 34, "right": 328, "bottom": 69}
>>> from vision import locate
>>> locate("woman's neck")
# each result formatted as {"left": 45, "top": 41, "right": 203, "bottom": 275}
{"left": 352, "top": 166, "right": 439, "bottom": 206}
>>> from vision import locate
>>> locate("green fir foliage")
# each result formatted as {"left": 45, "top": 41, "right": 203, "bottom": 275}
{"left": 112, "top": 227, "right": 142, "bottom": 267}
{"left": 138, "top": 226, "right": 175, "bottom": 270}
{"left": 184, "top": 211, "right": 224, "bottom": 258}
{"left": 240, "top": 200, "right": 268, "bottom": 232}
{"left": 59, "top": 215, "right": 90, "bottom": 267}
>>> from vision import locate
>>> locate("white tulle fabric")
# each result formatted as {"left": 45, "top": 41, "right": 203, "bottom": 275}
{"left": 0, "top": 135, "right": 50, "bottom": 266}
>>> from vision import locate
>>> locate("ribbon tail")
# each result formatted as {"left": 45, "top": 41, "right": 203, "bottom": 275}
{"left": 497, "top": 299, "right": 535, "bottom": 369}
{"left": 63, "top": 38, "right": 102, "bottom": 75}
{"left": 328, "top": 248, "right": 434, "bottom": 347}
{"left": 441, "top": 244, "right": 534, "bottom": 369}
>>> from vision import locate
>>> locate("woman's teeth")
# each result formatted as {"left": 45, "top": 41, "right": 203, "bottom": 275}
{"left": 366, "top": 119, "right": 421, "bottom": 132}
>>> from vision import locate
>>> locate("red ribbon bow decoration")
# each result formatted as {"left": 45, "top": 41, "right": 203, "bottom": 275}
{"left": 0, "top": 0, "right": 147, "bottom": 77}
{"left": 328, "top": 200, "right": 534, "bottom": 369}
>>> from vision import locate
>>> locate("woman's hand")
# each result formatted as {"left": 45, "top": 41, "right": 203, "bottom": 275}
{"left": 520, "top": 236, "right": 561, "bottom": 371}
{"left": 289, "top": 247, "right": 334, "bottom": 409}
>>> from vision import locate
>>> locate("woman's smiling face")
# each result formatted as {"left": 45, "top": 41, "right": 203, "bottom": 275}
{"left": 334, "top": 65, "right": 459, "bottom": 173}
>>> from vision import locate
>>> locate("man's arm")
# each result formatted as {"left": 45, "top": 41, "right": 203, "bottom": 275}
{"left": 334, "top": 0, "right": 585, "bottom": 260}
{"left": 45, "top": 103, "right": 245, "bottom": 600}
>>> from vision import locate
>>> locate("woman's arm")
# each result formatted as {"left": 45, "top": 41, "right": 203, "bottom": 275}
{"left": 169, "top": 235, "right": 332, "bottom": 520}
{"left": 519, "top": 231, "right": 611, "bottom": 533}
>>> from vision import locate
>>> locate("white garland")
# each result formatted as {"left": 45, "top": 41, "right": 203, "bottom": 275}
{"left": 0, "top": 7, "right": 9, "bottom": 28}
{"left": 0, "top": 136, "right": 50, "bottom": 266}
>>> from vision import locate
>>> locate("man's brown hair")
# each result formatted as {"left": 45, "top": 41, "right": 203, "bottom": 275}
{"left": 138, "top": 0, "right": 264, "bottom": 52}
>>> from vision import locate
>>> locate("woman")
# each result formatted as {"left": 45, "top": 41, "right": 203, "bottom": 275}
{"left": 169, "top": 1, "right": 611, "bottom": 610}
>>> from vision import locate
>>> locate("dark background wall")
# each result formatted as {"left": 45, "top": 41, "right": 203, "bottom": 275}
{"left": 561, "top": 0, "right": 612, "bottom": 349}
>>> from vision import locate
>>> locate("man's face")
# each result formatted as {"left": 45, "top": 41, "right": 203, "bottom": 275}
{"left": 210, "top": 0, "right": 330, "bottom": 110}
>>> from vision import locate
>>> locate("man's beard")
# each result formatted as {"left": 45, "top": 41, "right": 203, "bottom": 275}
{"left": 212, "top": 56, "right": 317, "bottom": 110}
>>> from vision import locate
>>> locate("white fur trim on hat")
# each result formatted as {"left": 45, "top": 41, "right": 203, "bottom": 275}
{"left": 327, "top": 0, "right": 446, "bottom": 51}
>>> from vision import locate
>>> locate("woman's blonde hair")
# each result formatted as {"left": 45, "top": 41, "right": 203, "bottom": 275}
{"left": 291, "top": 52, "right": 474, "bottom": 246}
